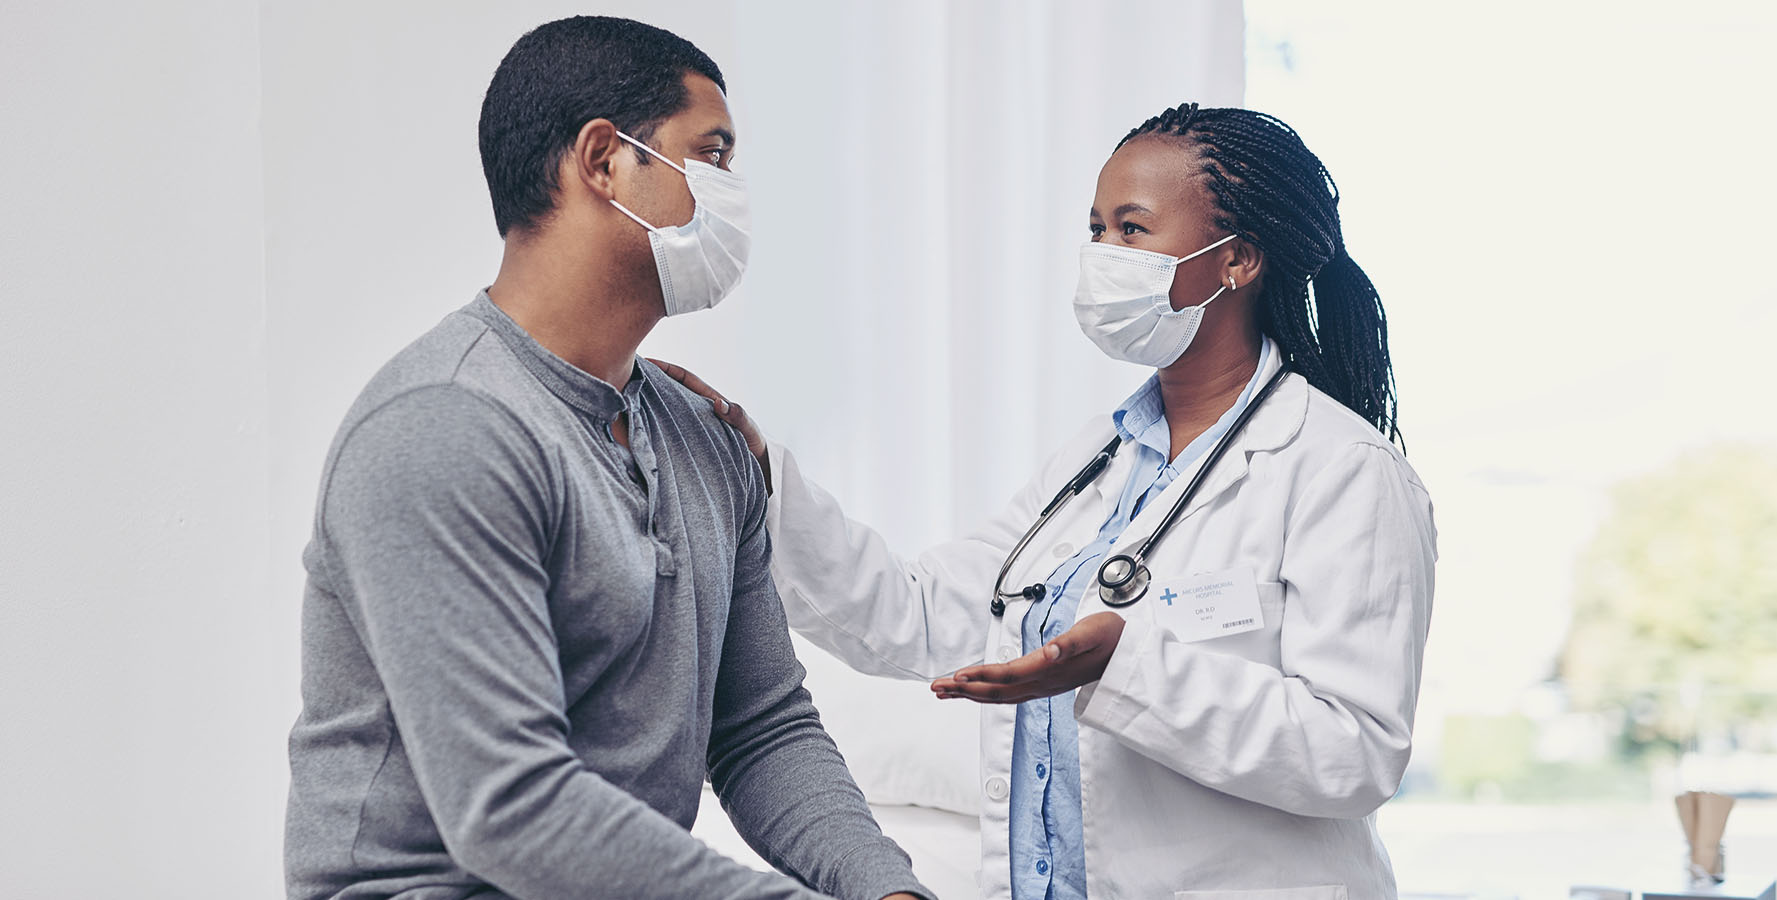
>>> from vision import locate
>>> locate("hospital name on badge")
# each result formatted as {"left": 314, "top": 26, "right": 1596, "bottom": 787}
{"left": 1149, "top": 568, "right": 1264, "bottom": 642}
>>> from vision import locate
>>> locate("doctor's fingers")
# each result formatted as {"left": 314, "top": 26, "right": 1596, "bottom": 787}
{"left": 647, "top": 358, "right": 766, "bottom": 451}
{"left": 935, "top": 680, "right": 1043, "bottom": 704}
{"left": 949, "top": 649, "right": 1055, "bottom": 686}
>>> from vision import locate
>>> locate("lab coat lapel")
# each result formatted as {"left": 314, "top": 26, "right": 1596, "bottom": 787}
{"left": 1124, "top": 366, "right": 1309, "bottom": 539}
{"left": 1170, "top": 372, "right": 1308, "bottom": 523}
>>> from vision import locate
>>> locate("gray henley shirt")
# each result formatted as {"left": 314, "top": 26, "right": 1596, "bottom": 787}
{"left": 284, "top": 292, "right": 929, "bottom": 900}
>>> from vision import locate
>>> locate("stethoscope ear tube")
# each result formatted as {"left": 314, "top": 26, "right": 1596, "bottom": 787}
{"left": 991, "top": 436, "right": 1124, "bottom": 616}
{"left": 992, "top": 366, "right": 1290, "bottom": 617}
{"left": 1093, "top": 366, "right": 1294, "bottom": 609}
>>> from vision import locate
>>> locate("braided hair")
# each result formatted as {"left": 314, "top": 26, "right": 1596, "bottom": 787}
{"left": 1118, "top": 103, "right": 1401, "bottom": 447}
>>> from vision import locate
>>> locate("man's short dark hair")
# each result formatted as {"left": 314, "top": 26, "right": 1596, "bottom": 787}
{"left": 478, "top": 16, "right": 726, "bottom": 237}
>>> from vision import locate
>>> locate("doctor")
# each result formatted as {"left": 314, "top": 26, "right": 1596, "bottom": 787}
{"left": 662, "top": 104, "right": 1436, "bottom": 900}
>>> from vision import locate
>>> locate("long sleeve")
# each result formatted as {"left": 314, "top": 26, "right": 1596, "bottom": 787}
{"left": 1075, "top": 442, "right": 1437, "bottom": 819}
{"left": 762, "top": 420, "right": 1110, "bottom": 681}
{"left": 319, "top": 386, "right": 828, "bottom": 900}
{"left": 705, "top": 452, "right": 931, "bottom": 900}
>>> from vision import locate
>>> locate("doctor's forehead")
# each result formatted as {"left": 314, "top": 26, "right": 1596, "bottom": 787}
{"left": 1092, "top": 137, "right": 1204, "bottom": 216}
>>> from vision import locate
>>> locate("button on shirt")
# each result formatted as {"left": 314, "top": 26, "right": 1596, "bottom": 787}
{"left": 1007, "top": 341, "right": 1271, "bottom": 899}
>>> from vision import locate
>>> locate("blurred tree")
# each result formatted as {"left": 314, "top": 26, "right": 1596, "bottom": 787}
{"left": 1561, "top": 443, "right": 1777, "bottom": 756}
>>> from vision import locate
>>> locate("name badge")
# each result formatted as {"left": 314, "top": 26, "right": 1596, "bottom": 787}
{"left": 1149, "top": 568, "right": 1264, "bottom": 642}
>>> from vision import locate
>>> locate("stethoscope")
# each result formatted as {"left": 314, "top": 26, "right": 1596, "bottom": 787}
{"left": 989, "top": 366, "right": 1293, "bottom": 616}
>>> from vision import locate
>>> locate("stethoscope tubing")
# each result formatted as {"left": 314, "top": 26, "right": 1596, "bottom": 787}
{"left": 989, "top": 366, "right": 1294, "bottom": 616}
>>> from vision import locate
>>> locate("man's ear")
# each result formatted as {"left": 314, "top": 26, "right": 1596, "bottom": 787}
{"left": 571, "top": 118, "right": 623, "bottom": 202}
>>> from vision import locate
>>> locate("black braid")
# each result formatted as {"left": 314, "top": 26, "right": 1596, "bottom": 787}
{"left": 1117, "top": 104, "right": 1402, "bottom": 448}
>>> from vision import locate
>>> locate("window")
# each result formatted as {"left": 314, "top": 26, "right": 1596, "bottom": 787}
{"left": 1246, "top": 2, "right": 1777, "bottom": 895}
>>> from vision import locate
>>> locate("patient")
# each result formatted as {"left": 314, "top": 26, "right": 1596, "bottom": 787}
{"left": 283, "top": 16, "right": 929, "bottom": 900}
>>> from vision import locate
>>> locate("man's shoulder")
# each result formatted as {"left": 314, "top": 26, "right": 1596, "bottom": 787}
{"left": 343, "top": 310, "right": 502, "bottom": 421}
{"left": 322, "top": 311, "right": 544, "bottom": 483}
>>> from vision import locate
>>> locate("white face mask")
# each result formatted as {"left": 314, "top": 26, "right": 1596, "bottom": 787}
{"left": 1072, "top": 233, "right": 1239, "bottom": 368}
{"left": 609, "top": 131, "right": 751, "bottom": 316}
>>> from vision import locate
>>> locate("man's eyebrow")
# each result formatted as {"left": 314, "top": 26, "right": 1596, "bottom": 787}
{"left": 701, "top": 127, "right": 736, "bottom": 147}
{"left": 1113, "top": 203, "right": 1152, "bottom": 217}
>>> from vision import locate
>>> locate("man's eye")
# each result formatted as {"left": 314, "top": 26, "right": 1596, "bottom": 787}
{"left": 1088, "top": 223, "right": 1105, "bottom": 237}
{"left": 1122, "top": 222, "right": 1146, "bottom": 236}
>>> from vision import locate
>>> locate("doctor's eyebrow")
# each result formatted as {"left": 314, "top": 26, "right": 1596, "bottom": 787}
{"left": 1112, "top": 203, "right": 1153, "bottom": 217}
{"left": 700, "top": 127, "right": 736, "bottom": 148}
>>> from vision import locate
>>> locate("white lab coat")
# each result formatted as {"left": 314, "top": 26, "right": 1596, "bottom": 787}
{"left": 763, "top": 345, "right": 1436, "bottom": 900}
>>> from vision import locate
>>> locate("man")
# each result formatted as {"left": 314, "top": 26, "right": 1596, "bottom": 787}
{"left": 284, "top": 16, "right": 930, "bottom": 900}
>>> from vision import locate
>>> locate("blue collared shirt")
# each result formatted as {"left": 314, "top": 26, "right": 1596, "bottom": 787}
{"left": 1007, "top": 341, "right": 1272, "bottom": 898}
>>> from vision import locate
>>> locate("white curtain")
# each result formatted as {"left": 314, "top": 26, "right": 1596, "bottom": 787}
{"left": 641, "top": 0, "right": 1248, "bottom": 811}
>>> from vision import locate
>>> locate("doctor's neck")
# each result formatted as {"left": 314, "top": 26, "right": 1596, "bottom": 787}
{"left": 1155, "top": 314, "right": 1265, "bottom": 457}
{"left": 487, "top": 209, "right": 665, "bottom": 391}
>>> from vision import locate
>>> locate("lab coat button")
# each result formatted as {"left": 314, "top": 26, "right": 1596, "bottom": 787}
{"left": 985, "top": 776, "right": 1009, "bottom": 801}
{"left": 1053, "top": 542, "right": 1074, "bottom": 558}
{"left": 997, "top": 646, "right": 1017, "bottom": 662}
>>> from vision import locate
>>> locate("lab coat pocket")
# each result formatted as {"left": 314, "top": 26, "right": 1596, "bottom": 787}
{"left": 1175, "top": 886, "right": 1347, "bottom": 900}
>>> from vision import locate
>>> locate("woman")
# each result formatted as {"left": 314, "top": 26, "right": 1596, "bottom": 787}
{"left": 662, "top": 104, "right": 1435, "bottom": 900}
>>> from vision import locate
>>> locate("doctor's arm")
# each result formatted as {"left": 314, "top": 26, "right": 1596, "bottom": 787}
{"left": 1086, "top": 443, "right": 1435, "bottom": 818}
{"left": 942, "top": 443, "right": 1436, "bottom": 819}
{"left": 653, "top": 358, "right": 1075, "bottom": 683}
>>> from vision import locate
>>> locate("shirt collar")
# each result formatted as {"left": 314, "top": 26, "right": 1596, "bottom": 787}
{"left": 463, "top": 289, "right": 639, "bottom": 423}
{"left": 1111, "top": 378, "right": 1170, "bottom": 457}
{"left": 1110, "top": 338, "right": 1277, "bottom": 460}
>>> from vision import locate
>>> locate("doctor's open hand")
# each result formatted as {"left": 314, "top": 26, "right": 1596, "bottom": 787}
{"left": 649, "top": 359, "right": 771, "bottom": 486}
{"left": 931, "top": 611, "right": 1128, "bottom": 704}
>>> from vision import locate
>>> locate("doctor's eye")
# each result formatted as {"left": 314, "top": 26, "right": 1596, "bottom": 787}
{"left": 1122, "top": 222, "right": 1148, "bottom": 236}
{"left": 1088, "top": 223, "right": 1105, "bottom": 239}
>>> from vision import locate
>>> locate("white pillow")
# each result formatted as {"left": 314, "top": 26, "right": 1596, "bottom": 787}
{"left": 792, "top": 634, "right": 981, "bottom": 816}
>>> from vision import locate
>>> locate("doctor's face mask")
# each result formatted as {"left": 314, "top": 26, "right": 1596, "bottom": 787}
{"left": 1072, "top": 233, "right": 1238, "bottom": 368}
{"left": 609, "top": 131, "right": 751, "bottom": 317}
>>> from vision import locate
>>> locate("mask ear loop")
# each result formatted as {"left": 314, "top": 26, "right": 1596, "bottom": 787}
{"left": 616, "top": 131, "right": 689, "bottom": 176}
{"left": 1167, "top": 234, "right": 1240, "bottom": 310}
{"left": 609, "top": 131, "right": 693, "bottom": 232}
{"left": 609, "top": 199, "right": 657, "bottom": 232}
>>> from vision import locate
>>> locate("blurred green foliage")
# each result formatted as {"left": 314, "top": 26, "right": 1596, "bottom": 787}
{"left": 1435, "top": 713, "right": 1652, "bottom": 802}
{"left": 1560, "top": 444, "right": 1777, "bottom": 754}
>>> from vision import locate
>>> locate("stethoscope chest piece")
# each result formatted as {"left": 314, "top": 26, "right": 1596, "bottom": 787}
{"left": 1096, "top": 553, "right": 1149, "bottom": 607}
{"left": 988, "top": 366, "right": 1291, "bottom": 618}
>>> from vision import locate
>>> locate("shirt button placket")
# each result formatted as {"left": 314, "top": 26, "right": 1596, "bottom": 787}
{"left": 985, "top": 776, "right": 1009, "bottom": 802}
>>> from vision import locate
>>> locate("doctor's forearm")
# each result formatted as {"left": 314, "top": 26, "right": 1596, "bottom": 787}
{"left": 764, "top": 440, "right": 995, "bottom": 679}
{"left": 1076, "top": 616, "right": 1414, "bottom": 819}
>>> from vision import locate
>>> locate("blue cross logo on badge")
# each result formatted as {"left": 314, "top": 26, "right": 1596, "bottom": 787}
{"left": 1159, "top": 587, "right": 1177, "bottom": 606}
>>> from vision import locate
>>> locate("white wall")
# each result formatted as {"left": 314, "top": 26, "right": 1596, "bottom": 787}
{"left": 0, "top": 2, "right": 276, "bottom": 897}
{"left": 1, "top": 2, "right": 1240, "bottom": 896}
